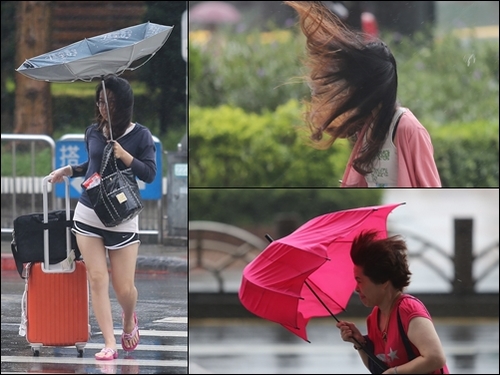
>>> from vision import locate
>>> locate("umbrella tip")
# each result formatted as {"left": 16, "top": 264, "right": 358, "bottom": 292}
{"left": 265, "top": 234, "right": 273, "bottom": 243}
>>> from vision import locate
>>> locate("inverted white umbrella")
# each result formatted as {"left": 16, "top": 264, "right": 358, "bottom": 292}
{"left": 16, "top": 21, "right": 173, "bottom": 138}
{"left": 16, "top": 22, "right": 173, "bottom": 83}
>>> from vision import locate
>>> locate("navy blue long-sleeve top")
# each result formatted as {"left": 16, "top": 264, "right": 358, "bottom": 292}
{"left": 71, "top": 122, "right": 157, "bottom": 209}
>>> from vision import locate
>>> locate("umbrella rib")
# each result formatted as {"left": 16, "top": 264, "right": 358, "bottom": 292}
{"left": 304, "top": 281, "right": 340, "bottom": 322}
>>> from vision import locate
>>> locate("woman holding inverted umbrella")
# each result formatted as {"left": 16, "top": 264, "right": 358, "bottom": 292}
{"left": 50, "top": 74, "right": 157, "bottom": 360}
{"left": 30, "top": 22, "right": 174, "bottom": 360}
{"left": 337, "top": 230, "right": 449, "bottom": 374}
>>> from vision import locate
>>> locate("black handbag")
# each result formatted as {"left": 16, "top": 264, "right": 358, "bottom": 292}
{"left": 11, "top": 209, "right": 81, "bottom": 279}
{"left": 85, "top": 142, "right": 143, "bottom": 227}
{"left": 364, "top": 335, "right": 389, "bottom": 374}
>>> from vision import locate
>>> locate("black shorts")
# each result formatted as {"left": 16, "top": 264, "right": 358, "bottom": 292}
{"left": 72, "top": 221, "right": 140, "bottom": 250}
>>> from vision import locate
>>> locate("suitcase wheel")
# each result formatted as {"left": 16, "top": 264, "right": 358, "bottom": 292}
{"left": 32, "top": 348, "right": 40, "bottom": 357}
{"left": 76, "top": 343, "right": 86, "bottom": 357}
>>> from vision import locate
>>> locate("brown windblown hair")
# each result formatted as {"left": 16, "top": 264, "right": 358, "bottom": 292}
{"left": 350, "top": 230, "right": 411, "bottom": 291}
{"left": 285, "top": 1, "right": 398, "bottom": 175}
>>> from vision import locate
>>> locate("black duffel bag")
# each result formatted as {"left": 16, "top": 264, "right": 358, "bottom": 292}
{"left": 11, "top": 209, "right": 80, "bottom": 278}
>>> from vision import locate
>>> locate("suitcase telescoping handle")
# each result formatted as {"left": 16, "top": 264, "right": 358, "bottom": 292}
{"left": 41, "top": 175, "right": 73, "bottom": 272}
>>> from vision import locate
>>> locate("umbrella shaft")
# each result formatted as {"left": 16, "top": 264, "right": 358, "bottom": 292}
{"left": 304, "top": 281, "right": 340, "bottom": 322}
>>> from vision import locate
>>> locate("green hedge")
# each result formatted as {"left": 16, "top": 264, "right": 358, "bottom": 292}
{"left": 431, "top": 120, "right": 499, "bottom": 187}
{"left": 189, "top": 100, "right": 499, "bottom": 188}
{"left": 189, "top": 100, "right": 351, "bottom": 187}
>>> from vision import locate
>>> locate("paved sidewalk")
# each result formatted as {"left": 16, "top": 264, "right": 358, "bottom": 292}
{"left": 1, "top": 240, "right": 187, "bottom": 274}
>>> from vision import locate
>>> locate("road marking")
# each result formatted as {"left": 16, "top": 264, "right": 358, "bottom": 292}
{"left": 100, "top": 329, "right": 188, "bottom": 337}
{"left": 80, "top": 343, "right": 187, "bottom": 352}
{"left": 3, "top": 325, "right": 188, "bottom": 337}
{"left": 0, "top": 356, "right": 187, "bottom": 367}
{"left": 154, "top": 317, "right": 188, "bottom": 324}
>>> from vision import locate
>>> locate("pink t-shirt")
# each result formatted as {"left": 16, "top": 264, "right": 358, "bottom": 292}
{"left": 366, "top": 294, "right": 450, "bottom": 374}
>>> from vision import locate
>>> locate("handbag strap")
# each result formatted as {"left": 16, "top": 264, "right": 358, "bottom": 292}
{"left": 100, "top": 142, "right": 119, "bottom": 178}
{"left": 397, "top": 305, "right": 416, "bottom": 359}
{"left": 397, "top": 296, "right": 444, "bottom": 374}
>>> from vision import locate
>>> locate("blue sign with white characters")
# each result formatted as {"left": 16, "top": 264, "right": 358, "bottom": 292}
{"left": 54, "top": 135, "right": 163, "bottom": 200}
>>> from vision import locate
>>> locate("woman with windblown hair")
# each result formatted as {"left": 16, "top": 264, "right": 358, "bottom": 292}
{"left": 285, "top": 1, "right": 441, "bottom": 187}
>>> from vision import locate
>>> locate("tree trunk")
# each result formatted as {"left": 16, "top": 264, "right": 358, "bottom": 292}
{"left": 14, "top": 1, "right": 52, "bottom": 136}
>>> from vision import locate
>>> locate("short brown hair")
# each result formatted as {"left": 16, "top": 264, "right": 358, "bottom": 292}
{"left": 350, "top": 230, "right": 411, "bottom": 290}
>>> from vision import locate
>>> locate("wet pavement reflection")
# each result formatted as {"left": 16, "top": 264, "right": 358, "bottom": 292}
{"left": 188, "top": 317, "right": 499, "bottom": 374}
{"left": 1, "top": 269, "right": 188, "bottom": 374}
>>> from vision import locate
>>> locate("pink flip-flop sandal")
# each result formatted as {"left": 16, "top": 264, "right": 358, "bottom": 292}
{"left": 95, "top": 347, "right": 118, "bottom": 360}
{"left": 121, "top": 312, "right": 140, "bottom": 352}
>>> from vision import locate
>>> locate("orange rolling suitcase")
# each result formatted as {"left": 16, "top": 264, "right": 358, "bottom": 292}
{"left": 20, "top": 176, "right": 90, "bottom": 357}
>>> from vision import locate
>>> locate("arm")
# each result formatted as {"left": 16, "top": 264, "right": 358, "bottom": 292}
{"left": 387, "top": 317, "right": 447, "bottom": 374}
{"left": 113, "top": 128, "right": 157, "bottom": 183}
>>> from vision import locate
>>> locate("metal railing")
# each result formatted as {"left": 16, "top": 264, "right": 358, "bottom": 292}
{"left": 1, "top": 134, "right": 56, "bottom": 223}
{"left": 189, "top": 221, "right": 269, "bottom": 292}
{"left": 1, "top": 133, "right": 169, "bottom": 243}
{"left": 188, "top": 219, "right": 499, "bottom": 294}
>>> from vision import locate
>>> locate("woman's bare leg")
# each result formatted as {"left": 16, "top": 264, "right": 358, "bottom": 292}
{"left": 76, "top": 234, "right": 116, "bottom": 350}
{"left": 109, "top": 242, "right": 140, "bottom": 349}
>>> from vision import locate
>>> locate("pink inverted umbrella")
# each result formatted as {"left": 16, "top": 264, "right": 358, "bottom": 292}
{"left": 238, "top": 202, "right": 404, "bottom": 343}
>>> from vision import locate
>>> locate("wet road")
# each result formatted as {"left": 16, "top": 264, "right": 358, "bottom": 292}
{"left": 1, "top": 269, "right": 187, "bottom": 374}
{"left": 188, "top": 317, "right": 499, "bottom": 374}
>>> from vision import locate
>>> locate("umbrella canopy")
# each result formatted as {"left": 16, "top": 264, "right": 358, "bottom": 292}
{"left": 16, "top": 22, "right": 173, "bottom": 82}
{"left": 238, "top": 202, "right": 404, "bottom": 342}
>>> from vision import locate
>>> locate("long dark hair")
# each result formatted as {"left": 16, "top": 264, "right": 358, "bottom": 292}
{"left": 285, "top": 1, "right": 398, "bottom": 175}
{"left": 94, "top": 74, "right": 134, "bottom": 140}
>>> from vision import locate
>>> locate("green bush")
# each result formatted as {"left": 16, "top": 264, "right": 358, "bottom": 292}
{"left": 189, "top": 100, "right": 499, "bottom": 187}
{"left": 189, "top": 99, "right": 351, "bottom": 187}
{"left": 189, "top": 29, "right": 310, "bottom": 114}
{"left": 393, "top": 33, "right": 499, "bottom": 124}
{"left": 431, "top": 120, "right": 499, "bottom": 187}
